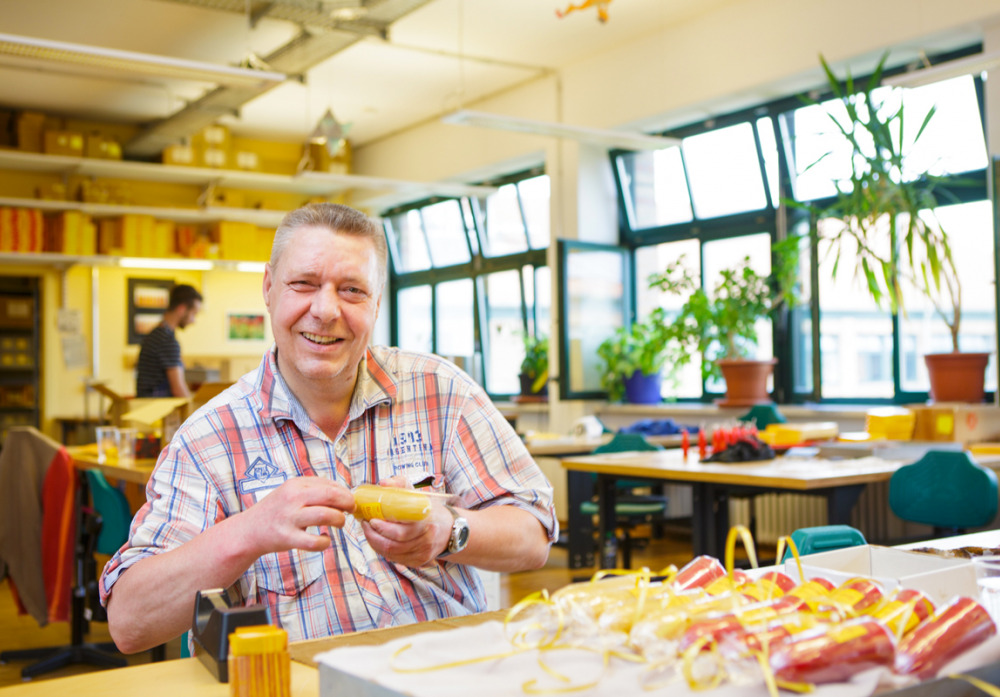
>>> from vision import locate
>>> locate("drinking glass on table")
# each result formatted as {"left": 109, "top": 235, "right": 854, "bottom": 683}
{"left": 96, "top": 426, "right": 119, "bottom": 464}
{"left": 117, "top": 428, "right": 137, "bottom": 467}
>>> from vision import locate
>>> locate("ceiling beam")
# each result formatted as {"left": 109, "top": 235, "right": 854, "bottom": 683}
{"left": 125, "top": 0, "right": 433, "bottom": 158}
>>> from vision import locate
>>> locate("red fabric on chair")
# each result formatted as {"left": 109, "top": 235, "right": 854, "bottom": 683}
{"left": 40, "top": 447, "right": 76, "bottom": 623}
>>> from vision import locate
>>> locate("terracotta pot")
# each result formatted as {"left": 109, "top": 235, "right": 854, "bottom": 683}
{"left": 923, "top": 352, "right": 990, "bottom": 403}
{"left": 716, "top": 358, "right": 776, "bottom": 407}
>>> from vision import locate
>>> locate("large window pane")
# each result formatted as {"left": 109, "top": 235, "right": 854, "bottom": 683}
{"left": 385, "top": 210, "right": 431, "bottom": 272}
{"left": 564, "top": 245, "right": 626, "bottom": 395}
{"left": 616, "top": 148, "right": 693, "bottom": 229}
{"left": 397, "top": 285, "right": 432, "bottom": 353}
{"left": 702, "top": 233, "right": 773, "bottom": 393}
{"left": 423, "top": 200, "right": 471, "bottom": 267}
{"left": 780, "top": 98, "right": 853, "bottom": 202}
{"left": 435, "top": 279, "right": 474, "bottom": 363}
{"left": 519, "top": 175, "right": 551, "bottom": 249}
{"left": 480, "top": 183, "right": 528, "bottom": 256}
{"left": 524, "top": 265, "right": 551, "bottom": 337}
{"left": 899, "top": 76, "right": 988, "bottom": 177}
{"left": 683, "top": 123, "right": 767, "bottom": 218}
{"left": 484, "top": 270, "right": 524, "bottom": 394}
{"left": 635, "top": 239, "right": 701, "bottom": 398}
{"left": 898, "top": 200, "right": 996, "bottom": 392}
{"left": 816, "top": 218, "right": 893, "bottom": 398}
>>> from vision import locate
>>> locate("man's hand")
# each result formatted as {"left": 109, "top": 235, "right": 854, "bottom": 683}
{"left": 359, "top": 476, "right": 452, "bottom": 567}
{"left": 243, "top": 476, "right": 355, "bottom": 556}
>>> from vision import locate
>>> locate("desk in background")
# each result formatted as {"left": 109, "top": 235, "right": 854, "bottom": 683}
{"left": 68, "top": 445, "right": 156, "bottom": 487}
{"left": 562, "top": 450, "right": 1000, "bottom": 569}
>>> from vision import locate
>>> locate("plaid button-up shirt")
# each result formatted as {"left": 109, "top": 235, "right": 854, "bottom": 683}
{"left": 100, "top": 345, "right": 557, "bottom": 641}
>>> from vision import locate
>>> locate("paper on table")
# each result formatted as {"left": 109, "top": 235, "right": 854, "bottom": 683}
{"left": 316, "top": 620, "right": 893, "bottom": 697}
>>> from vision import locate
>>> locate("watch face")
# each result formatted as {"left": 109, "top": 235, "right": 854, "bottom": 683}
{"left": 451, "top": 517, "right": 470, "bottom": 553}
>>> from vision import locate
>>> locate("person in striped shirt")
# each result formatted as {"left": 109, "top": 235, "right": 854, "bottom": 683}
{"left": 101, "top": 203, "right": 557, "bottom": 653}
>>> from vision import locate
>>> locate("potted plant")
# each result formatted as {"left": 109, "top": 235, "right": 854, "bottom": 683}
{"left": 597, "top": 307, "right": 679, "bottom": 404}
{"left": 803, "top": 53, "right": 987, "bottom": 402}
{"left": 646, "top": 237, "right": 800, "bottom": 406}
{"left": 518, "top": 334, "right": 549, "bottom": 400}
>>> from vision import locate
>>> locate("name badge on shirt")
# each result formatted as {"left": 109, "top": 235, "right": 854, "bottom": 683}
{"left": 238, "top": 457, "right": 288, "bottom": 501}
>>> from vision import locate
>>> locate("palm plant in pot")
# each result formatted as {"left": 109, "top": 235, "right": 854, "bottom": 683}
{"left": 647, "top": 237, "right": 800, "bottom": 406}
{"left": 802, "top": 53, "right": 987, "bottom": 402}
{"left": 597, "top": 307, "right": 680, "bottom": 404}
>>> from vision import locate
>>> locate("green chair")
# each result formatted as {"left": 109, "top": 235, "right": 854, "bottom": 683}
{"left": 780, "top": 525, "right": 866, "bottom": 562}
{"left": 85, "top": 469, "right": 169, "bottom": 661}
{"left": 579, "top": 432, "right": 668, "bottom": 568}
{"left": 889, "top": 450, "right": 999, "bottom": 535}
{"left": 739, "top": 404, "right": 786, "bottom": 430}
{"left": 85, "top": 469, "right": 133, "bottom": 556}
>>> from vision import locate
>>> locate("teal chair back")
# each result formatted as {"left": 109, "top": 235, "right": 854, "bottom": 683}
{"left": 739, "top": 404, "right": 786, "bottom": 430}
{"left": 593, "top": 432, "right": 663, "bottom": 489}
{"left": 85, "top": 469, "right": 133, "bottom": 556}
{"left": 780, "top": 525, "right": 866, "bottom": 562}
{"left": 889, "top": 450, "right": 999, "bottom": 532}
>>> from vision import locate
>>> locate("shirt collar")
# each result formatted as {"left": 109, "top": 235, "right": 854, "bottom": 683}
{"left": 255, "top": 345, "right": 396, "bottom": 431}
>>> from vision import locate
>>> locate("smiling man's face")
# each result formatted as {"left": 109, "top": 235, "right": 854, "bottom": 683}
{"left": 263, "top": 225, "right": 381, "bottom": 402}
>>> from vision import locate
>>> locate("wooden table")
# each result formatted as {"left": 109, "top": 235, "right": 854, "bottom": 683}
{"left": 525, "top": 433, "right": 683, "bottom": 457}
{"left": 68, "top": 444, "right": 156, "bottom": 486}
{"left": 562, "top": 449, "right": 1000, "bottom": 569}
{"left": 0, "top": 611, "right": 504, "bottom": 696}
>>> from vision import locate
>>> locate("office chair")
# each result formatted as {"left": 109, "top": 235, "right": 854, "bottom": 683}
{"left": 889, "top": 450, "right": 999, "bottom": 536}
{"left": 780, "top": 525, "right": 866, "bottom": 562}
{"left": 579, "top": 432, "right": 668, "bottom": 569}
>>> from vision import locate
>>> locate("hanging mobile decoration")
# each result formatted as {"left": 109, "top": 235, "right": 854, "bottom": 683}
{"left": 555, "top": 0, "right": 613, "bottom": 23}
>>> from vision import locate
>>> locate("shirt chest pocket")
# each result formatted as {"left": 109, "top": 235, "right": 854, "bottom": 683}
{"left": 253, "top": 548, "right": 325, "bottom": 598}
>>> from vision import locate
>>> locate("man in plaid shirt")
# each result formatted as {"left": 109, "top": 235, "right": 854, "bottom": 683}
{"left": 101, "top": 203, "right": 557, "bottom": 653}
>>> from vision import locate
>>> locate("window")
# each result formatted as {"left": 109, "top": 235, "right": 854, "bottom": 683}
{"left": 385, "top": 169, "right": 549, "bottom": 397}
{"left": 613, "top": 49, "right": 993, "bottom": 403}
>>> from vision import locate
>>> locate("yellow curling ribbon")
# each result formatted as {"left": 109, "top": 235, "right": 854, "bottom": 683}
{"left": 724, "top": 524, "right": 759, "bottom": 576}
{"left": 505, "top": 589, "right": 564, "bottom": 649}
{"left": 389, "top": 641, "right": 528, "bottom": 673}
{"left": 949, "top": 673, "right": 1000, "bottom": 697}
{"left": 775, "top": 535, "right": 804, "bottom": 583}
{"left": 754, "top": 648, "right": 780, "bottom": 697}
{"left": 522, "top": 645, "right": 611, "bottom": 695}
{"left": 680, "top": 635, "right": 725, "bottom": 691}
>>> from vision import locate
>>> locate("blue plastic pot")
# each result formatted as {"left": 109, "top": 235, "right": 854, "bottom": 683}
{"left": 623, "top": 370, "right": 662, "bottom": 404}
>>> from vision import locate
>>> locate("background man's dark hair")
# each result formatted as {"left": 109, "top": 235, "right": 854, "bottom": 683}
{"left": 168, "top": 284, "right": 203, "bottom": 311}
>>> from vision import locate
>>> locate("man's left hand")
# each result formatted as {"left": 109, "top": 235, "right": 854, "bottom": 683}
{"left": 359, "top": 476, "right": 453, "bottom": 567}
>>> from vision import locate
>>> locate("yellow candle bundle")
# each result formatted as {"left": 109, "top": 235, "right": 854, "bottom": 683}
{"left": 228, "top": 625, "right": 290, "bottom": 697}
{"left": 353, "top": 483, "right": 432, "bottom": 522}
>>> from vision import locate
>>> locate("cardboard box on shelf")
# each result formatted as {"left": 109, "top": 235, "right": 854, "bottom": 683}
{"left": 43, "top": 130, "right": 85, "bottom": 157}
{"left": 909, "top": 404, "right": 1000, "bottom": 445}
{"left": 163, "top": 143, "right": 196, "bottom": 166}
{"left": 85, "top": 133, "right": 122, "bottom": 160}
{"left": 784, "top": 544, "right": 978, "bottom": 606}
{"left": 16, "top": 111, "right": 46, "bottom": 152}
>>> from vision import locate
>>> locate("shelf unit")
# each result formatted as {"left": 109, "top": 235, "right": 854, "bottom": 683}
{"left": 0, "top": 149, "right": 498, "bottom": 225}
{"left": 0, "top": 277, "right": 40, "bottom": 444}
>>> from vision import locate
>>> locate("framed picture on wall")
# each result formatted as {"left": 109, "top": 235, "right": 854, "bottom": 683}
{"left": 227, "top": 312, "right": 266, "bottom": 342}
{"left": 127, "top": 278, "right": 174, "bottom": 345}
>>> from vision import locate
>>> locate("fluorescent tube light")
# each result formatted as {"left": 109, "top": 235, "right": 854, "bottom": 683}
{"left": 0, "top": 32, "right": 286, "bottom": 87}
{"left": 119, "top": 257, "right": 214, "bottom": 271}
{"left": 882, "top": 51, "right": 1000, "bottom": 89}
{"left": 442, "top": 109, "right": 680, "bottom": 151}
{"left": 235, "top": 261, "right": 267, "bottom": 273}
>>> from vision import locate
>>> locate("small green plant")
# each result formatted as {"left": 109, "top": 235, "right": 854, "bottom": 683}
{"left": 597, "top": 307, "right": 679, "bottom": 402}
{"left": 519, "top": 334, "right": 549, "bottom": 394}
{"left": 647, "top": 237, "right": 800, "bottom": 382}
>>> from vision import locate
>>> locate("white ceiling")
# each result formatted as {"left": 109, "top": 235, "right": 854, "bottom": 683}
{"left": 0, "top": 0, "right": 736, "bottom": 152}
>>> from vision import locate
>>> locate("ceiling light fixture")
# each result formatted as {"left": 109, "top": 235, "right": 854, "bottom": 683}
{"left": 0, "top": 32, "right": 287, "bottom": 88}
{"left": 441, "top": 109, "right": 680, "bottom": 151}
{"left": 882, "top": 50, "right": 1000, "bottom": 89}
{"left": 119, "top": 257, "right": 214, "bottom": 271}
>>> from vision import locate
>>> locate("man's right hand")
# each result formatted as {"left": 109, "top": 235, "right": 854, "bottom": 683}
{"left": 243, "top": 476, "right": 354, "bottom": 554}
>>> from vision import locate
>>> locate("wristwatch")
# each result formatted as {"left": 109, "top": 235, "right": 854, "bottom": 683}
{"left": 441, "top": 504, "right": 470, "bottom": 556}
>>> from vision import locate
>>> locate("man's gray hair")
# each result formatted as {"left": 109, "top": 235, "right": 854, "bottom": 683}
{"left": 270, "top": 203, "right": 388, "bottom": 291}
